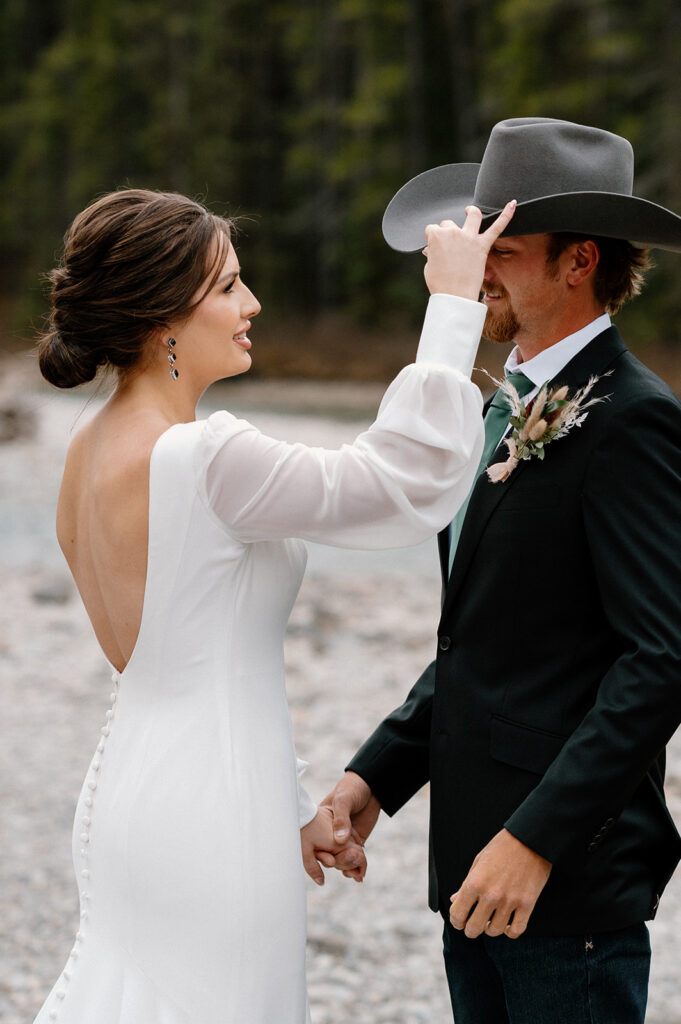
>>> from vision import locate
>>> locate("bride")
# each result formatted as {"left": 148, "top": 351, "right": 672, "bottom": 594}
{"left": 33, "top": 188, "right": 514, "bottom": 1023}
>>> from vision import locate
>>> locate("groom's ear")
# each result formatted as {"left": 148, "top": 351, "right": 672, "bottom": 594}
{"left": 565, "top": 239, "right": 600, "bottom": 289}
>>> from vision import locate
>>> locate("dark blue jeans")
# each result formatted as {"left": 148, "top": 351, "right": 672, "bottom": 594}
{"left": 442, "top": 920, "right": 651, "bottom": 1023}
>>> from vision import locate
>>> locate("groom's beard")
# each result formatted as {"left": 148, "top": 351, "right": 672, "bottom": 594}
{"left": 482, "top": 284, "right": 521, "bottom": 344}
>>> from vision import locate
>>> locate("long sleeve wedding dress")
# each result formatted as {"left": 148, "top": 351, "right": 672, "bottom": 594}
{"left": 33, "top": 295, "right": 485, "bottom": 1024}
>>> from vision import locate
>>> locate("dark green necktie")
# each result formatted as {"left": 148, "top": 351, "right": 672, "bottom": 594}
{"left": 447, "top": 371, "right": 534, "bottom": 577}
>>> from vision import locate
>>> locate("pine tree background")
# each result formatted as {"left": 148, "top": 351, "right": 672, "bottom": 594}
{"left": 1, "top": 0, "right": 680, "bottom": 382}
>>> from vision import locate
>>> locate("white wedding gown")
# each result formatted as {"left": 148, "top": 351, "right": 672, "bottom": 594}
{"left": 33, "top": 295, "right": 485, "bottom": 1024}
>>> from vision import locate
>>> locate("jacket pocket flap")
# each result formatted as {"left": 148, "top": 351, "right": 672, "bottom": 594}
{"left": 490, "top": 715, "right": 567, "bottom": 775}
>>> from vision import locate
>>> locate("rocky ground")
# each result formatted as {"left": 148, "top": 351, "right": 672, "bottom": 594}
{"left": 1, "top": 357, "right": 680, "bottom": 1023}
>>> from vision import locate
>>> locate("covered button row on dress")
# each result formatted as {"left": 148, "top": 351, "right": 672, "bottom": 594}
{"left": 48, "top": 670, "right": 120, "bottom": 1021}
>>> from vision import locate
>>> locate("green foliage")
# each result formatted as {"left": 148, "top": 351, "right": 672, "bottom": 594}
{"left": 1, "top": 0, "right": 681, "bottom": 346}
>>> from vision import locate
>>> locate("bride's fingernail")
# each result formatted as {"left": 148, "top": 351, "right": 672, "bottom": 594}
{"left": 334, "top": 828, "right": 349, "bottom": 841}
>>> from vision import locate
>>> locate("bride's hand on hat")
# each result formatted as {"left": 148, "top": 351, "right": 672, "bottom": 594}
{"left": 422, "top": 200, "right": 517, "bottom": 300}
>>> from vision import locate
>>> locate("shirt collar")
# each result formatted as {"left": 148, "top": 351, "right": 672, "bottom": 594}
{"left": 505, "top": 313, "right": 612, "bottom": 387}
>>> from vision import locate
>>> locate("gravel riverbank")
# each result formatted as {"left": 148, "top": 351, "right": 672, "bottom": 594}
{"left": 2, "top": 363, "right": 680, "bottom": 1023}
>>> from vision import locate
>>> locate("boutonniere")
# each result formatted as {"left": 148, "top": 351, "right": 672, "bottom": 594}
{"left": 482, "top": 371, "right": 611, "bottom": 483}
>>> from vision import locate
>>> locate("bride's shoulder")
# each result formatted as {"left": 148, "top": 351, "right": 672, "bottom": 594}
{"left": 62, "top": 409, "right": 174, "bottom": 507}
{"left": 196, "top": 409, "right": 255, "bottom": 451}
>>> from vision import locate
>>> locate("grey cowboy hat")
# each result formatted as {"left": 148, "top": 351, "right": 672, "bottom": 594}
{"left": 383, "top": 117, "right": 681, "bottom": 253}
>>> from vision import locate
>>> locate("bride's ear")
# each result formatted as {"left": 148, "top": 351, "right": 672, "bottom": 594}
{"left": 152, "top": 326, "right": 172, "bottom": 350}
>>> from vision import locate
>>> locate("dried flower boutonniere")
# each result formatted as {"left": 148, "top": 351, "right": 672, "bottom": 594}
{"left": 482, "top": 371, "right": 611, "bottom": 483}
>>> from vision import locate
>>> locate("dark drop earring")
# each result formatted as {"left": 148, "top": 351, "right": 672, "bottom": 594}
{"left": 167, "top": 337, "right": 178, "bottom": 380}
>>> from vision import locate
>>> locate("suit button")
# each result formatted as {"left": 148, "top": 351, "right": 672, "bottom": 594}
{"left": 438, "top": 636, "right": 452, "bottom": 652}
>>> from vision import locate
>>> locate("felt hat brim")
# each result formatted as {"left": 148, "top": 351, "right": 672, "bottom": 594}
{"left": 382, "top": 162, "right": 681, "bottom": 254}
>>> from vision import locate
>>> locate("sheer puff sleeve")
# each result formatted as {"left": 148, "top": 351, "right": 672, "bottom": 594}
{"left": 195, "top": 295, "right": 486, "bottom": 549}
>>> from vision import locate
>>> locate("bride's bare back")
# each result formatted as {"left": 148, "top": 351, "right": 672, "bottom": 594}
{"left": 57, "top": 406, "right": 171, "bottom": 674}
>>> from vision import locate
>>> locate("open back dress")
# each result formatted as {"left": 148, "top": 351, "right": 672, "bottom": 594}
{"left": 32, "top": 295, "right": 485, "bottom": 1024}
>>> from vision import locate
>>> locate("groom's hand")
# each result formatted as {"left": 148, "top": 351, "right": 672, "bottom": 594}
{"left": 301, "top": 806, "right": 367, "bottom": 885}
{"left": 449, "top": 828, "right": 552, "bottom": 939}
{"left": 319, "top": 771, "right": 382, "bottom": 875}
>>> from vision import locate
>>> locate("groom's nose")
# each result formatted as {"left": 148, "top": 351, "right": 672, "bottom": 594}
{"left": 483, "top": 254, "right": 497, "bottom": 280}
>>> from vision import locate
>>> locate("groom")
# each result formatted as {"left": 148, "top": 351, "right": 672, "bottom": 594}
{"left": 321, "top": 119, "right": 681, "bottom": 1021}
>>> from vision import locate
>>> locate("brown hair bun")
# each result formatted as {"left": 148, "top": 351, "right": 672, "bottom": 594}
{"left": 38, "top": 189, "right": 233, "bottom": 389}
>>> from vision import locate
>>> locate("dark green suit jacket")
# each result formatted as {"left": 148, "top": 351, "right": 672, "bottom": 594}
{"left": 348, "top": 326, "right": 681, "bottom": 935}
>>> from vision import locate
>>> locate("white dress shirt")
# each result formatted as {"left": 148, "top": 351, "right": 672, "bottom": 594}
{"left": 491, "top": 313, "right": 612, "bottom": 449}
{"left": 504, "top": 313, "right": 612, "bottom": 401}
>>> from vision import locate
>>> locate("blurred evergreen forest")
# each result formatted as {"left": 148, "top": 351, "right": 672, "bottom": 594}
{"left": 1, "top": 0, "right": 680, "bottom": 380}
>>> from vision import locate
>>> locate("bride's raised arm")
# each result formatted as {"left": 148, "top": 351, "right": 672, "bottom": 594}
{"left": 195, "top": 203, "right": 516, "bottom": 548}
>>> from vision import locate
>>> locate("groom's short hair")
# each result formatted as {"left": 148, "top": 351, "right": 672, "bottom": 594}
{"left": 545, "top": 233, "right": 652, "bottom": 314}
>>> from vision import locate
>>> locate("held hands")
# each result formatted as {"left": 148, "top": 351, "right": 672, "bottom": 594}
{"left": 301, "top": 772, "right": 381, "bottom": 885}
{"left": 423, "top": 201, "right": 517, "bottom": 301}
{"left": 449, "top": 828, "right": 552, "bottom": 939}
{"left": 321, "top": 771, "right": 381, "bottom": 848}
{"left": 319, "top": 771, "right": 381, "bottom": 877}
{"left": 301, "top": 805, "right": 367, "bottom": 886}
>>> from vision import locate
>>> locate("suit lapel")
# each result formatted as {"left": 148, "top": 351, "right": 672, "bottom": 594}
{"left": 441, "top": 326, "right": 628, "bottom": 618}
{"left": 437, "top": 391, "right": 495, "bottom": 580}
{"left": 441, "top": 444, "right": 531, "bottom": 616}
{"left": 437, "top": 528, "right": 450, "bottom": 582}
{"left": 547, "top": 324, "right": 627, "bottom": 391}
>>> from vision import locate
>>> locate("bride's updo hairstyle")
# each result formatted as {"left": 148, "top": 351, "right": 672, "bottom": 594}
{"left": 39, "top": 189, "right": 233, "bottom": 388}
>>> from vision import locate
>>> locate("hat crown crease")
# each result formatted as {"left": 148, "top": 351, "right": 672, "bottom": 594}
{"left": 473, "top": 119, "right": 635, "bottom": 211}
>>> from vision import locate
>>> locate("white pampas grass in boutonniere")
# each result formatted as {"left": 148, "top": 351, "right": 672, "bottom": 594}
{"left": 481, "top": 372, "right": 611, "bottom": 483}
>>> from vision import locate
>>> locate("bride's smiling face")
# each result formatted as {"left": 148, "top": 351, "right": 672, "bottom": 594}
{"left": 169, "top": 239, "right": 261, "bottom": 386}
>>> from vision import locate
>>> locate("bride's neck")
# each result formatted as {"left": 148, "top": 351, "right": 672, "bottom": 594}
{"left": 111, "top": 363, "right": 201, "bottom": 426}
